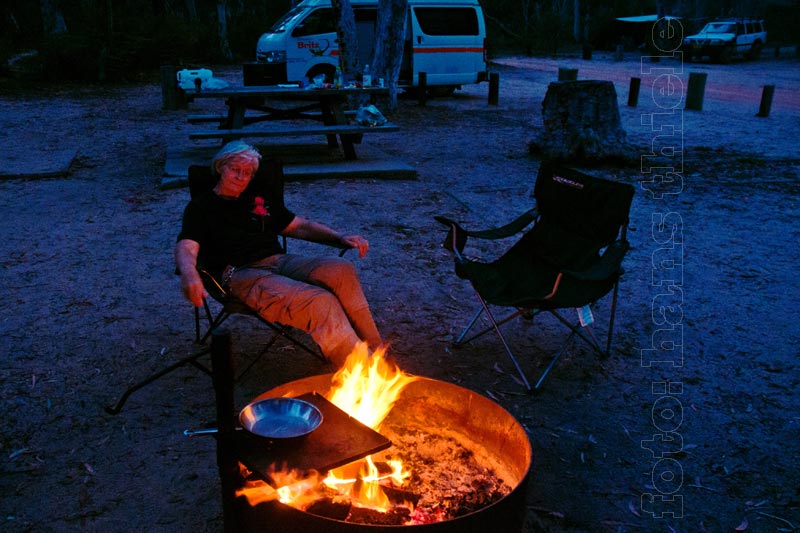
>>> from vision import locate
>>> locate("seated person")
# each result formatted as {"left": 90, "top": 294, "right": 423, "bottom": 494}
{"left": 174, "top": 141, "right": 381, "bottom": 367}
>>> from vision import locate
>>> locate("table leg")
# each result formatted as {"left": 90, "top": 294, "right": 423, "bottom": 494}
{"left": 319, "top": 99, "right": 341, "bottom": 150}
{"left": 225, "top": 97, "right": 247, "bottom": 130}
{"left": 321, "top": 97, "right": 360, "bottom": 160}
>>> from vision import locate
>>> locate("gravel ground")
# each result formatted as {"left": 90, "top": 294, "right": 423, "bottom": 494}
{"left": 1, "top": 50, "right": 799, "bottom": 532}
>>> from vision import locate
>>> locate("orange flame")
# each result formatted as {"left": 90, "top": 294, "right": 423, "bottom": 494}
{"left": 327, "top": 343, "right": 417, "bottom": 430}
{"left": 237, "top": 343, "right": 417, "bottom": 514}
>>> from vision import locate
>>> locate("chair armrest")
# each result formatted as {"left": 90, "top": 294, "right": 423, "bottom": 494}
{"left": 197, "top": 268, "right": 230, "bottom": 302}
{"left": 563, "top": 240, "right": 629, "bottom": 281}
{"left": 435, "top": 208, "right": 538, "bottom": 259}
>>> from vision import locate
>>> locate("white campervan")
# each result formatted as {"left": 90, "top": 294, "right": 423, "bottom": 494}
{"left": 245, "top": 0, "right": 487, "bottom": 93}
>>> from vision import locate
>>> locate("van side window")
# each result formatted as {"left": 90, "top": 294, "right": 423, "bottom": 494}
{"left": 413, "top": 7, "right": 479, "bottom": 36}
{"left": 293, "top": 8, "right": 336, "bottom": 37}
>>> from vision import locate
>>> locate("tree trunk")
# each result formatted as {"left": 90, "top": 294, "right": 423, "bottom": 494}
{"left": 372, "top": 0, "right": 408, "bottom": 111}
{"left": 217, "top": 0, "right": 232, "bottom": 61}
{"left": 40, "top": 0, "right": 67, "bottom": 35}
{"left": 185, "top": 0, "right": 198, "bottom": 20}
{"left": 531, "top": 80, "right": 635, "bottom": 163}
{"left": 331, "top": 0, "right": 360, "bottom": 78}
{"left": 573, "top": 0, "right": 580, "bottom": 43}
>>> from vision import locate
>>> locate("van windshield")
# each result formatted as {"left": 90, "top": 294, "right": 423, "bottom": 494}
{"left": 269, "top": 7, "right": 307, "bottom": 33}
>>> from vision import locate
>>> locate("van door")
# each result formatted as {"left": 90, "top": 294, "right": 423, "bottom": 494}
{"left": 286, "top": 7, "right": 339, "bottom": 83}
{"left": 408, "top": 5, "right": 485, "bottom": 86}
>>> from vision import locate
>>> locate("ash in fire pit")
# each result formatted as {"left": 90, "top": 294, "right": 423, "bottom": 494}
{"left": 363, "top": 425, "right": 512, "bottom": 524}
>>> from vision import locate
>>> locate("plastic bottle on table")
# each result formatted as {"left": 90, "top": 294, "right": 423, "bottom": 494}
{"left": 335, "top": 66, "right": 343, "bottom": 88}
{"left": 362, "top": 64, "right": 372, "bottom": 88}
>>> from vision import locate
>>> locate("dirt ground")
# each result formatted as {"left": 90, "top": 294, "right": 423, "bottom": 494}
{"left": 1, "top": 51, "right": 799, "bottom": 532}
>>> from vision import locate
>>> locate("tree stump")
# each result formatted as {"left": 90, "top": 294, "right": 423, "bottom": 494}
{"left": 530, "top": 80, "right": 635, "bottom": 163}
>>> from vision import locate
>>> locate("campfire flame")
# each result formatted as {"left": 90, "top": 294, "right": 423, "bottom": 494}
{"left": 236, "top": 343, "right": 418, "bottom": 515}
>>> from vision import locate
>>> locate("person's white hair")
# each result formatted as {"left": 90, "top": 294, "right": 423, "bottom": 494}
{"left": 211, "top": 141, "right": 262, "bottom": 176}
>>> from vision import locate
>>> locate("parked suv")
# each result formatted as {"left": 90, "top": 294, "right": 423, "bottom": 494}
{"left": 683, "top": 18, "right": 766, "bottom": 63}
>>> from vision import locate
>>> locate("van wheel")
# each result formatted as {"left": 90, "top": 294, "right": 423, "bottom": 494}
{"left": 306, "top": 65, "right": 336, "bottom": 85}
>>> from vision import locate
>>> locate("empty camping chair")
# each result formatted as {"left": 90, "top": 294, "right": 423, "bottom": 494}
{"left": 435, "top": 162, "right": 634, "bottom": 391}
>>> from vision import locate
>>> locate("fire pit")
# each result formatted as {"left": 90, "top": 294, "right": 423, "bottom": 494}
{"left": 234, "top": 372, "right": 532, "bottom": 532}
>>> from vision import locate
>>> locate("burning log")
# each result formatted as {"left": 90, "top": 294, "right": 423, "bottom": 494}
{"left": 305, "top": 494, "right": 351, "bottom": 521}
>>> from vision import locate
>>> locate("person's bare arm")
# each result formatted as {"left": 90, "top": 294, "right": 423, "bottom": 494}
{"left": 281, "top": 216, "right": 369, "bottom": 258}
{"left": 174, "top": 239, "right": 208, "bottom": 306}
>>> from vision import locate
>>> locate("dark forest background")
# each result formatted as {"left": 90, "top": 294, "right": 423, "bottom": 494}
{"left": 1, "top": 0, "right": 798, "bottom": 82}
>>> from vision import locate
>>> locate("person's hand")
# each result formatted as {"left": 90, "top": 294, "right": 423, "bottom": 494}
{"left": 340, "top": 234, "right": 369, "bottom": 258}
{"left": 181, "top": 273, "right": 208, "bottom": 307}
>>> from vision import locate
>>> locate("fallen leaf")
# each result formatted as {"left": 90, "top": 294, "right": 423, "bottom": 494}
{"left": 9, "top": 448, "right": 30, "bottom": 460}
{"left": 735, "top": 518, "right": 748, "bottom": 530}
{"left": 628, "top": 500, "right": 641, "bottom": 517}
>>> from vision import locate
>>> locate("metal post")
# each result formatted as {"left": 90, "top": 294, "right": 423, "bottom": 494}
{"left": 685, "top": 72, "right": 707, "bottom": 111}
{"left": 488, "top": 72, "right": 500, "bottom": 106}
{"left": 614, "top": 44, "right": 624, "bottom": 62}
{"left": 756, "top": 85, "right": 775, "bottom": 117}
{"left": 627, "top": 77, "right": 641, "bottom": 107}
{"left": 211, "top": 329, "right": 238, "bottom": 533}
{"left": 418, "top": 71, "right": 427, "bottom": 107}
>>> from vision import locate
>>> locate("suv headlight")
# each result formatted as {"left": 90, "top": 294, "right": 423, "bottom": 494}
{"left": 257, "top": 50, "right": 287, "bottom": 63}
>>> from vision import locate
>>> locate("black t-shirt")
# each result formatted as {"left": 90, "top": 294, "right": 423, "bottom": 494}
{"left": 177, "top": 189, "right": 295, "bottom": 278}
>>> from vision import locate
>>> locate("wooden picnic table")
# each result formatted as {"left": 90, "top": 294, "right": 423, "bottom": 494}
{"left": 183, "top": 85, "right": 398, "bottom": 160}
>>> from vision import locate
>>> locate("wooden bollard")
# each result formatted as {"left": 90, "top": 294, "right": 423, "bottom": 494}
{"left": 685, "top": 72, "right": 707, "bottom": 111}
{"left": 160, "top": 65, "right": 185, "bottom": 110}
{"left": 756, "top": 85, "right": 775, "bottom": 117}
{"left": 558, "top": 68, "right": 578, "bottom": 81}
{"left": 627, "top": 77, "right": 641, "bottom": 107}
{"left": 418, "top": 71, "right": 427, "bottom": 107}
{"left": 488, "top": 72, "right": 499, "bottom": 106}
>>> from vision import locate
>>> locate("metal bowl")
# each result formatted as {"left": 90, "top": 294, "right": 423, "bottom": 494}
{"left": 239, "top": 397, "right": 323, "bottom": 439}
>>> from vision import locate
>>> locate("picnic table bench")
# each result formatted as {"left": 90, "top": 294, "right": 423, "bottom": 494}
{"left": 183, "top": 85, "right": 394, "bottom": 160}
{"left": 188, "top": 123, "right": 399, "bottom": 159}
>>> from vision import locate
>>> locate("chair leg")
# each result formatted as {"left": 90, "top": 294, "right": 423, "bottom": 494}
{"left": 606, "top": 280, "right": 620, "bottom": 356}
{"left": 533, "top": 330, "right": 577, "bottom": 390}
{"left": 474, "top": 296, "right": 532, "bottom": 391}
{"left": 549, "top": 309, "right": 604, "bottom": 356}
{"left": 456, "top": 306, "right": 532, "bottom": 346}
{"left": 455, "top": 306, "right": 484, "bottom": 345}
{"left": 105, "top": 348, "right": 212, "bottom": 414}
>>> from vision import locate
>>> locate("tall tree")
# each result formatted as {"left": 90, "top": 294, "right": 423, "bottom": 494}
{"left": 39, "top": 0, "right": 67, "bottom": 35}
{"left": 217, "top": 0, "right": 232, "bottom": 61}
{"left": 372, "top": 0, "right": 408, "bottom": 110}
{"left": 330, "top": 0, "right": 360, "bottom": 78}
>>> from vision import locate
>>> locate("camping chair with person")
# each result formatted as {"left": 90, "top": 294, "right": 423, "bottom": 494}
{"left": 106, "top": 157, "right": 351, "bottom": 414}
